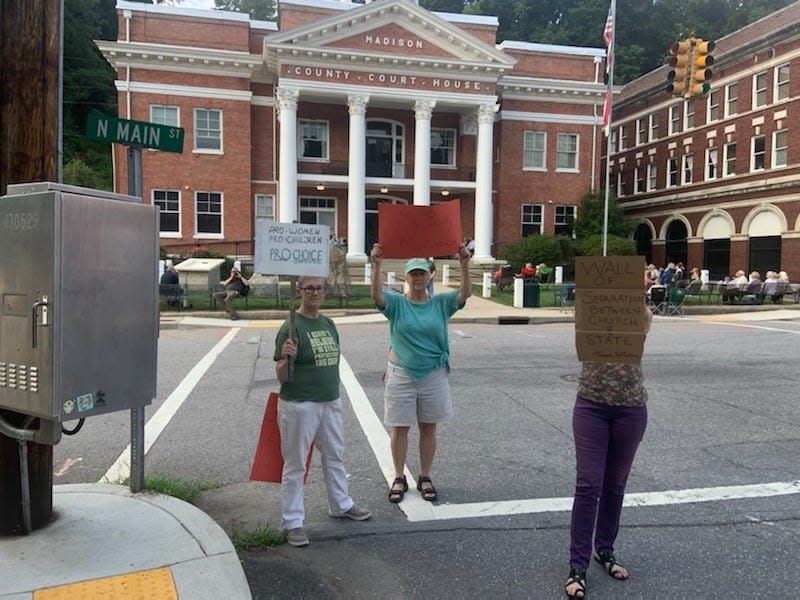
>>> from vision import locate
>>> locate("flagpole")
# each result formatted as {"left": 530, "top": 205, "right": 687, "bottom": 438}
{"left": 602, "top": 0, "right": 617, "bottom": 257}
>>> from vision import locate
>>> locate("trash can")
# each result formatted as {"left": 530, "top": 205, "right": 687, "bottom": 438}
{"left": 523, "top": 280, "right": 540, "bottom": 307}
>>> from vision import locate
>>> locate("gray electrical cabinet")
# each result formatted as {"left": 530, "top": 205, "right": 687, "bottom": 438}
{"left": 0, "top": 182, "right": 158, "bottom": 423}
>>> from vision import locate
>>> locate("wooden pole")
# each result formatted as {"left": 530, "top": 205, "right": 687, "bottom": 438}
{"left": 288, "top": 277, "right": 297, "bottom": 381}
{"left": 0, "top": 0, "right": 62, "bottom": 534}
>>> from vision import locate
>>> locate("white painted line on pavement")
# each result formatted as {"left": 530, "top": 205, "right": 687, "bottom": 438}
{"left": 340, "top": 354, "right": 800, "bottom": 523}
{"left": 695, "top": 321, "right": 800, "bottom": 333}
{"left": 339, "top": 355, "right": 435, "bottom": 521}
{"left": 101, "top": 328, "right": 239, "bottom": 484}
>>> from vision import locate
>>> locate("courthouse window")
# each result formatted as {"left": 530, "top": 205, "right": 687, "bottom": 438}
{"left": 523, "top": 131, "right": 546, "bottom": 169}
{"left": 669, "top": 105, "right": 681, "bottom": 135}
{"left": 647, "top": 161, "right": 657, "bottom": 191}
{"left": 521, "top": 204, "right": 543, "bottom": 236}
{"left": 773, "top": 129, "right": 788, "bottom": 168}
{"left": 707, "top": 90, "right": 720, "bottom": 123}
{"left": 255, "top": 194, "right": 274, "bottom": 220}
{"left": 617, "top": 169, "right": 625, "bottom": 197}
{"left": 153, "top": 189, "right": 180, "bottom": 234}
{"left": 725, "top": 82, "right": 738, "bottom": 117}
{"left": 683, "top": 99, "right": 695, "bottom": 129}
{"left": 554, "top": 205, "right": 576, "bottom": 237}
{"left": 195, "top": 191, "right": 222, "bottom": 235}
{"left": 298, "top": 120, "right": 329, "bottom": 159}
{"left": 619, "top": 125, "right": 627, "bottom": 151}
{"left": 649, "top": 114, "right": 659, "bottom": 142}
{"left": 667, "top": 157, "right": 678, "bottom": 187}
{"left": 556, "top": 133, "right": 578, "bottom": 170}
{"left": 706, "top": 147, "right": 718, "bottom": 180}
{"left": 634, "top": 166, "right": 644, "bottom": 194}
{"left": 682, "top": 154, "right": 693, "bottom": 184}
{"left": 194, "top": 108, "right": 222, "bottom": 151}
{"left": 753, "top": 71, "right": 768, "bottom": 108}
{"left": 724, "top": 142, "right": 736, "bottom": 177}
{"left": 751, "top": 135, "right": 766, "bottom": 171}
{"left": 150, "top": 105, "right": 179, "bottom": 127}
{"left": 636, "top": 118, "right": 646, "bottom": 146}
{"left": 775, "top": 64, "right": 790, "bottom": 102}
{"left": 430, "top": 128, "right": 456, "bottom": 166}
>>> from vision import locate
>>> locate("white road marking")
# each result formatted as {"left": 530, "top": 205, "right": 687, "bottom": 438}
{"left": 693, "top": 320, "right": 800, "bottom": 334}
{"left": 339, "top": 354, "right": 800, "bottom": 522}
{"left": 100, "top": 328, "right": 239, "bottom": 484}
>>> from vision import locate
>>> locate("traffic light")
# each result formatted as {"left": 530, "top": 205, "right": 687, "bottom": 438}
{"left": 665, "top": 39, "right": 691, "bottom": 96}
{"left": 690, "top": 39, "right": 716, "bottom": 96}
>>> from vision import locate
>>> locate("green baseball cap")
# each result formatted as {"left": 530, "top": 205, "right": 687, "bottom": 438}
{"left": 404, "top": 258, "right": 431, "bottom": 274}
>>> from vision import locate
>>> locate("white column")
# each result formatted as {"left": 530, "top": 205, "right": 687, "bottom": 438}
{"left": 346, "top": 93, "right": 369, "bottom": 262}
{"left": 473, "top": 102, "right": 498, "bottom": 261}
{"left": 413, "top": 99, "right": 436, "bottom": 206}
{"left": 277, "top": 88, "right": 299, "bottom": 223}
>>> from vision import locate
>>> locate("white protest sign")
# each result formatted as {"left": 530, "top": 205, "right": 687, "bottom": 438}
{"left": 254, "top": 220, "right": 330, "bottom": 277}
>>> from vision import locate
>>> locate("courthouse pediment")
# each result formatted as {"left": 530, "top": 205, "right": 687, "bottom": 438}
{"left": 266, "top": 0, "right": 515, "bottom": 76}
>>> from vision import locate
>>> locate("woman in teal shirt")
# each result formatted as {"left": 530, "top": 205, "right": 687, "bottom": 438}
{"left": 369, "top": 244, "right": 471, "bottom": 503}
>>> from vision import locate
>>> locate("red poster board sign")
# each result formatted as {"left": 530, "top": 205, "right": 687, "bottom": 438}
{"left": 377, "top": 200, "right": 462, "bottom": 258}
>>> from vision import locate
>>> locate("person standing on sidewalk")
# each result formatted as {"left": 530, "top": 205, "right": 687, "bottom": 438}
{"left": 565, "top": 306, "right": 652, "bottom": 598}
{"left": 369, "top": 243, "right": 471, "bottom": 504}
{"left": 214, "top": 267, "right": 249, "bottom": 320}
{"left": 274, "top": 276, "right": 371, "bottom": 547}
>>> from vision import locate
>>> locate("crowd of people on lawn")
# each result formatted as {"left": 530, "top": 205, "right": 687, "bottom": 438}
{"left": 644, "top": 261, "right": 792, "bottom": 305}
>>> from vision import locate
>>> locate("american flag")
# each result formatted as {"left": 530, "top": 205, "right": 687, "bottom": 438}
{"left": 602, "top": 1, "right": 615, "bottom": 135}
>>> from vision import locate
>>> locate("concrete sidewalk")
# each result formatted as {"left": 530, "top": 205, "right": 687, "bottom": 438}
{"left": 0, "top": 484, "right": 251, "bottom": 599}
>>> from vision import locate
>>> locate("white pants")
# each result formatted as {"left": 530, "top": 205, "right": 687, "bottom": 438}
{"left": 278, "top": 397, "right": 354, "bottom": 530}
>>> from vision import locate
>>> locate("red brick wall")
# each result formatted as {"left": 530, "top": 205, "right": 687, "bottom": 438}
{"left": 126, "top": 13, "right": 249, "bottom": 51}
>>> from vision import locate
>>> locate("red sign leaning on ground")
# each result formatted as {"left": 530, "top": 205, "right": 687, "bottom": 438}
{"left": 377, "top": 200, "right": 462, "bottom": 258}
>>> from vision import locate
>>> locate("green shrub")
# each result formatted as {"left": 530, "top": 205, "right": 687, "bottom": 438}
{"left": 576, "top": 234, "right": 637, "bottom": 257}
{"left": 498, "top": 234, "right": 575, "bottom": 272}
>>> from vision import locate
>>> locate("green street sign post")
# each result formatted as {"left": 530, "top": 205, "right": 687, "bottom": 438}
{"left": 86, "top": 112, "right": 184, "bottom": 153}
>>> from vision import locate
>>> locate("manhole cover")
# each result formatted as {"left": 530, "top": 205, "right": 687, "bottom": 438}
{"left": 561, "top": 373, "right": 579, "bottom": 382}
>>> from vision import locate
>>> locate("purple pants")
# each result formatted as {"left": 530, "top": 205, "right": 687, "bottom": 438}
{"left": 569, "top": 396, "right": 647, "bottom": 570}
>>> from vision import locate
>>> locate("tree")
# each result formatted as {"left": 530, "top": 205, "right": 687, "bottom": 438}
{"left": 572, "top": 189, "right": 633, "bottom": 240}
{"left": 214, "top": 0, "right": 276, "bottom": 20}
{"left": 420, "top": 0, "right": 466, "bottom": 13}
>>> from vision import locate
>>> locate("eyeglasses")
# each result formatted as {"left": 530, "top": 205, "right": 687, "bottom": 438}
{"left": 300, "top": 286, "right": 324, "bottom": 293}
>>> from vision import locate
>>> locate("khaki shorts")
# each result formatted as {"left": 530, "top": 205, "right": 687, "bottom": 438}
{"left": 383, "top": 362, "right": 453, "bottom": 426}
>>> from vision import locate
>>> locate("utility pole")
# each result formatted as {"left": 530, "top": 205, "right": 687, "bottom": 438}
{"left": 0, "top": 0, "right": 62, "bottom": 534}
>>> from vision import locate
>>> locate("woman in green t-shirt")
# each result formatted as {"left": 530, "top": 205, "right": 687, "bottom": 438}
{"left": 274, "top": 276, "right": 370, "bottom": 547}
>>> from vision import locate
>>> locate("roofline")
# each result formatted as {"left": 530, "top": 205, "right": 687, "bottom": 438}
{"left": 498, "top": 40, "right": 605, "bottom": 58}
{"left": 116, "top": 0, "right": 277, "bottom": 30}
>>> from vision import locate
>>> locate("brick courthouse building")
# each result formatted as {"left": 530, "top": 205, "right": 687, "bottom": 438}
{"left": 609, "top": 1, "right": 800, "bottom": 280}
{"left": 98, "top": 0, "right": 608, "bottom": 262}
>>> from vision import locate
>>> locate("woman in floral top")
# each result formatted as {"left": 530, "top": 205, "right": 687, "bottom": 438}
{"left": 565, "top": 307, "right": 652, "bottom": 599}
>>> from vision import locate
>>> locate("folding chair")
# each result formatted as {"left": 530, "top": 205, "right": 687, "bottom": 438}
{"left": 648, "top": 285, "right": 667, "bottom": 315}
{"left": 554, "top": 284, "right": 575, "bottom": 313}
{"left": 667, "top": 286, "right": 686, "bottom": 317}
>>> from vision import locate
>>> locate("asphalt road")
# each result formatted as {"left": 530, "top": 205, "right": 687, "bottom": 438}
{"left": 53, "top": 315, "right": 800, "bottom": 598}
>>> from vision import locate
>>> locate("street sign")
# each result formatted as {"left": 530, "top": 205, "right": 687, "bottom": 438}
{"left": 86, "top": 112, "right": 184, "bottom": 153}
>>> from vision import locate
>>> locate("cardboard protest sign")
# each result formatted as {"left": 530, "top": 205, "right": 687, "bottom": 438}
{"left": 378, "top": 200, "right": 462, "bottom": 258}
{"left": 574, "top": 256, "right": 647, "bottom": 364}
{"left": 254, "top": 220, "right": 330, "bottom": 277}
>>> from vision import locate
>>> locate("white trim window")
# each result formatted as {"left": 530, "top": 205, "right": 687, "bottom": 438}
{"left": 619, "top": 124, "right": 627, "bottom": 151}
{"left": 723, "top": 142, "right": 736, "bottom": 177}
{"left": 556, "top": 132, "right": 579, "bottom": 171}
{"left": 772, "top": 129, "right": 788, "bottom": 168}
{"left": 751, "top": 134, "right": 766, "bottom": 171}
{"left": 616, "top": 169, "right": 625, "bottom": 197}
{"left": 634, "top": 165, "right": 644, "bottom": 194}
{"left": 299, "top": 197, "right": 336, "bottom": 231}
{"left": 683, "top": 99, "right": 695, "bottom": 129}
{"left": 153, "top": 189, "right": 180, "bottom": 235}
{"left": 193, "top": 108, "right": 222, "bottom": 152}
{"left": 523, "top": 131, "right": 546, "bottom": 170}
{"left": 705, "top": 147, "right": 718, "bottom": 181}
{"left": 724, "top": 82, "right": 738, "bottom": 117}
{"left": 681, "top": 153, "right": 693, "bottom": 184}
{"left": 666, "top": 157, "right": 678, "bottom": 188}
{"left": 636, "top": 118, "right": 646, "bottom": 146}
{"left": 298, "top": 120, "right": 329, "bottom": 160}
{"left": 753, "top": 71, "right": 768, "bottom": 108}
{"left": 150, "top": 105, "right": 179, "bottom": 126}
{"left": 554, "top": 205, "right": 576, "bottom": 237}
{"left": 521, "top": 204, "right": 543, "bottom": 236}
{"left": 707, "top": 89, "right": 720, "bottom": 123}
{"left": 669, "top": 105, "right": 681, "bottom": 136}
{"left": 255, "top": 194, "right": 275, "bottom": 220}
{"left": 647, "top": 161, "right": 657, "bottom": 191}
{"left": 195, "top": 191, "right": 222, "bottom": 236}
{"left": 431, "top": 128, "right": 456, "bottom": 166}
{"left": 775, "top": 63, "right": 790, "bottom": 102}
{"left": 648, "top": 113, "right": 659, "bottom": 142}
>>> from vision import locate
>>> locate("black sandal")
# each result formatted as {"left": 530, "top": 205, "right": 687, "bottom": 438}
{"left": 388, "top": 476, "right": 408, "bottom": 503}
{"left": 593, "top": 550, "right": 628, "bottom": 580}
{"left": 565, "top": 566, "right": 586, "bottom": 598}
{"left": 416, "top": 476, "right": 438, "bottom": 502}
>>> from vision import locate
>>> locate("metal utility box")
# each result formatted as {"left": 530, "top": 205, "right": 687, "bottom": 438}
{"left": 0, "top": 182, "right": 158, "bottom": 422}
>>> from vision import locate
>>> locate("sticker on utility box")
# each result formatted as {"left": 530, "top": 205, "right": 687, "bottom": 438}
{"left": 76, "top": 393, "right": 94, "bottom": 413}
